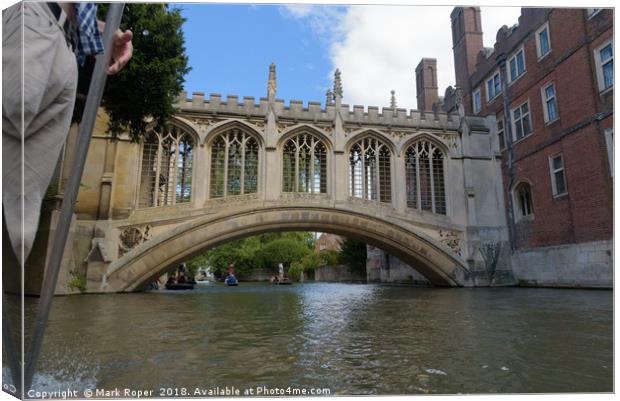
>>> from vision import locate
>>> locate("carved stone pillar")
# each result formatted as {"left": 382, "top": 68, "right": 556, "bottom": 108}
{"left": 393, "top": 154, "right": 407, "bottom": 212}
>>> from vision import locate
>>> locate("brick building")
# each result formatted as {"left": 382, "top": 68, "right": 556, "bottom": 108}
{"left": 315, "top": 233, "right": 343, "bottom": 253}
{"left": 449, "top": 7, "right": 613, "bottom": 286}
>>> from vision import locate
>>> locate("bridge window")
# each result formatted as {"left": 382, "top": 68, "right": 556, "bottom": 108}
{"left": 405, "top": 141, "right": 446, "bottom": 215}
{"left": 282, "top": 133, "right": 327, "bottom": 193}
{"left": 210, "top": 128, "right": 259, "bottom": 198}
{"left": 349, "top": 137, "right": 392, "bottom": 203}
{"left": 138, "top": 126, "right": 194, "bottom": 208}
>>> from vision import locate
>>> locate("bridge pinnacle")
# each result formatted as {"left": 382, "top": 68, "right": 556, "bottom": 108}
{"left": 325, "top": 88, "right": 334, "bottom": 106}
{"left": 333, "top": 68, "right": 343, "bottom": 100}
{"left": 390, "top": 90, "right": 397, "bottom": 109}
{"left": 267, "top": 62, "right": 277, "bottom": 98}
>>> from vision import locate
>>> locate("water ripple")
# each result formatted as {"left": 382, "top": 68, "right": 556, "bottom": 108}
{"left": 17, "top": 283, "right": 613, "bottom": 395}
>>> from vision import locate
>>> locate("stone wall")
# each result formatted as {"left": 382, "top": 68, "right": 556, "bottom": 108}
{"left": 239, "top": 268, "right": 275, "bottom": 282}
{"left": 366, "top": 246, "right": 431, "bottom": 285}
{"left": 315, "top": 265, "right": 365, "bottom": 283}
{"left": 511, "top": 240, "right": 613, "bottom": 288}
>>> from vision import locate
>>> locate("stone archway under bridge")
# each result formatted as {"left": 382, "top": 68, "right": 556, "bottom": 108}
{"left": 101, "top": 206, "right": 476, "bottom": 292}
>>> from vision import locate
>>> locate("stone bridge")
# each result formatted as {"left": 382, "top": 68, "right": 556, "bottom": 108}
{"left": 44, "top": 66, "right": 511, "bottom": 293}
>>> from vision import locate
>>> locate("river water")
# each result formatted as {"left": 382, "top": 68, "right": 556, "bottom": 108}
{"left": 15, "top": 283, "right": 614, "bottom": 395}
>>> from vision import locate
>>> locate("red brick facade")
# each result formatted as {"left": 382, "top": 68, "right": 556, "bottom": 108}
{"left": 415, "top": 58, "right": 439, "bottom": 111}
{"left": 451, "top": 7, "right": 613, "bottom": 250}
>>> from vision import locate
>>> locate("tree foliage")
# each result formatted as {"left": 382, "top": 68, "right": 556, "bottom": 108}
{"left": 186, "top": 232, "right": 314, "bottom": 279}
{"left": 339, "top": 237, "right": 367, "bottom": 274}
{"left": 289, "top": 252, "right": 322, "bottom": 280}
{"left": 255, "top": 238, "right": 312, "bottom": 270}
{"left": 184, "top": 233, "right": 369, "bottom": 281}
{"left": 318, "top": 249, "right": 341, "bottom": 266}
{"left": 98, "top": 3, "right": 190, "bottom": 139}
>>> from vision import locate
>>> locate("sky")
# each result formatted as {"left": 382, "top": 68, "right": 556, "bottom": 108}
{"left": 176, "top": 3, "right": 522, "bottom": 110}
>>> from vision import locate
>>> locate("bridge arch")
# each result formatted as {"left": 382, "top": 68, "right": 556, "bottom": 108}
{"left": 165, "top": 116, "right": 202, "bottom": 143}
{"left": 203, "top": 119, "right": 265, "bottom": 147}
{"left": 102, "top": 207, "right": 472, "bottom": 292}
{"left": 345, "top": 128, "right": 397, "bottom": 155}
{"left": 399, "top": 132, "right": 450, "bottom": 157}
{"left": 277, "top": 124, "right": 334, "bottom": 151}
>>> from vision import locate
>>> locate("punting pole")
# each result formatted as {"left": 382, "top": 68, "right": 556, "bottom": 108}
{"left": 23, "top": 3, "right": 126, "bottom": 391}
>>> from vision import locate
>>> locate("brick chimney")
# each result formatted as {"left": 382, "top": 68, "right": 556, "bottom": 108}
{"left": 415, "top": 58, "right": 438, "bottom": 112}
{"left": 450, "top": 7, "right": 483, "bottom": 113}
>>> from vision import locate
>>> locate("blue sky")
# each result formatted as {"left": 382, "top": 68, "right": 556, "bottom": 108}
{"left": 175, "top": 4, "right": 521, "bottom": 109}
{"left": 175, "top": 4, "right": 339, "bottom": 103}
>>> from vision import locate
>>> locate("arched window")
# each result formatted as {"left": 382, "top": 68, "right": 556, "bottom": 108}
{"left": 349, "top": 137, "right": 392, "bottom": 203}
{"left": 209, "top": 128, "right": 259, "bottom": 198}
{"left": 514, "top": 182, "right": 534, "bottom": 220}
{"left": 282, "top": 133, "right": 327, "bottom": 193}
{"left": 405, "top": 140, "right": 446, "bottom": 215}
{"left": 138, "top": 126, "right": 195, "bottom": 208}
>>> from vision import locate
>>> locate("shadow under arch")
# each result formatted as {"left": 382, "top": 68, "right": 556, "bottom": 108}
{"left": 103, "top": 207, "right": 471, "bottom": 292}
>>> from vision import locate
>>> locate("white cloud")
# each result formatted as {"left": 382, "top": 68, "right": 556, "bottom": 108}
{"left": 481, "top": 7, "right": 521, "bottom": 47}
{"left": 279, "top": 5, "right": 347, "bottom": 37}
{"left": 283, "top": 4, "right": 521, "bottom": 110}
{"left": 283, "top": 4, "right": 315, "bottom": 18}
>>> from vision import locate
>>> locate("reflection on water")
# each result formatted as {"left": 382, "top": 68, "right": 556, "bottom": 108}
{"left": 16, "top": 283, "right": 614, "bottom": 394}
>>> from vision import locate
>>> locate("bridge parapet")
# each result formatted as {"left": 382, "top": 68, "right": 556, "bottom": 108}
{"left": 176, "top": 91, "right": 460, "bottom": 130}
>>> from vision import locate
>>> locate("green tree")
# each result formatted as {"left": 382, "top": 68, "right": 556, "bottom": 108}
{"left": 339, "top": 237, "right": 367, "bottom": 275}
{"left": 318, "top": 249, "right": 341, "bottom": 266}
{"left": 255, "top": 238, "right": 312, "bottom": 271}
{"left": 185, "top": 232, "right": 318, "bottom": 279}
{"left": 289, "top": 252, "right": 321, "bottom": 281}
{"left": 200, "top": 236, "right": 262, "bottom": 278}
{"left": 259, "top": 232, "right": 315, "bottom": 250}
{"left": 98, "top": 3, "right": 190, "bottom": 139}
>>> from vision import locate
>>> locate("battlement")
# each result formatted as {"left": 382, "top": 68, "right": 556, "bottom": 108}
{"left": 176, "top": 91, "right": 460, "bottom": 129}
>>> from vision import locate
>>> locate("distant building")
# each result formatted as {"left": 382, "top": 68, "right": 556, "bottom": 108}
{"left": 448, "top": 7, "right": 613, "bottom": 286}
{"left": 315, "top": 233, "right": 343, "bottom": 252}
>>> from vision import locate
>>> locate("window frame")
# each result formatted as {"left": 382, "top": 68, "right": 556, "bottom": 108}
{"left": 511, "top": 100, "right": 533, "bottom": 142}
{"left": 535, "top": 22, "right": 551, "bottom": 60}
{"left": 136, "top": 126, "right": 196, "bottom": 209}
{"left": 594, "top": 39, "right": 614, "bottom": 94}
{"left": 485, "top": 70, "right": 502, "bottom": 102}
{"left": 208, "top": 128, "right": 260, "bottom": 199}
{"left": 513, "top": 181, "right": 534, "bottom": 221}
{"left": 541, "top": 81, "right": 559, "bottom": 124}
{"left": 497, "top": 115, "right": 506, "bottom": 151}
{"left": 472, "top": 87, "right": 482, "bottom": 114}
{"left": 282, "top": 132, "right": 328, "bottom": 194}
{"left": 348, "top": 136, "right": 393, "bottom": 204}
{"left": 404, "top": 139, "right": 448, "bottom": 215}
{"left": 508, "top": 46, "right": 527, "bottom": 84}
{"left": 548, "top": 153, "right": 568, "bottom": 197}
